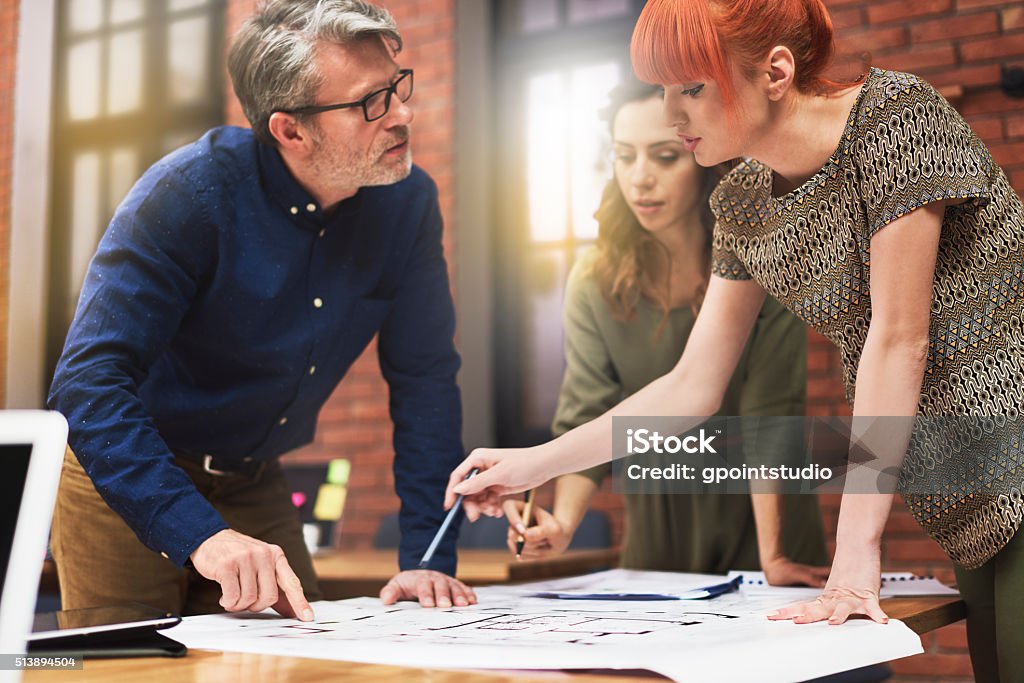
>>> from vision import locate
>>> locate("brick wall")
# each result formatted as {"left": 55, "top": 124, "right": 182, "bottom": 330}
{"left": 0, "top": 0, "right": 17, "bottom": 406}
{"left": 223, "top": 0, "right": 457, "bottom": 548}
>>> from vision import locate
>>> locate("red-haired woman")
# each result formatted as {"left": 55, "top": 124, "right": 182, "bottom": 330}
{"left": 447, "top": 1, "right": 1024, "bottom": 678}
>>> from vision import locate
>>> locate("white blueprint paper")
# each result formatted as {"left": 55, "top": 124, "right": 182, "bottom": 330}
{"left": 168, "top": 570, "right": 923, "bottom": 682}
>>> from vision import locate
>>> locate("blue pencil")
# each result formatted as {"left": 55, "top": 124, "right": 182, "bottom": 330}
{"left": 418, "top": 468, "right": 479, "bottom": 570}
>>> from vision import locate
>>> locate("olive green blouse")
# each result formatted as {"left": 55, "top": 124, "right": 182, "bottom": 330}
{"left": 552, "top": 248, "right": 827, "bottom": 572}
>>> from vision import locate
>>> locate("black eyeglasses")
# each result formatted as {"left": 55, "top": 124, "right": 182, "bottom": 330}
{"left": 284, "top": 68, "right": 414, "bottom": 123}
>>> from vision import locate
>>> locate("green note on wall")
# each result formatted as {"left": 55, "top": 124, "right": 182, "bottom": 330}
{"left": 326, "top": 458, "right": 351, "bottom": 486}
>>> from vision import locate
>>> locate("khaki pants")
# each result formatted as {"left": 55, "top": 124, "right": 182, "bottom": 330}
{"left": 51, "top": 448, "right": 321, "bottom": 616}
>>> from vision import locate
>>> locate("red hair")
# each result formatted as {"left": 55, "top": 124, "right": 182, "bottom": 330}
{"left": 631, "top": 0, "right": 862, "bottom": 113}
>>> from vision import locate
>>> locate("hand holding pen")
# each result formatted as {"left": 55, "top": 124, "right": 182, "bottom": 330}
{"left": 503, "top": 497, "right": 573, "bottom": 560}
{"left": 419, "top": 468, "right": 479, "bottom": 570}
{"left": 515, "top": 491, "right": 535, "bottom": 559}
{"left": 444, "top": 446, "right": 554, "bottom": 520}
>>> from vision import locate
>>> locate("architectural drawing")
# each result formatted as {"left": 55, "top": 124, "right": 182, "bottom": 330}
{"left": 168, "top": 570, "right": 925, "bottom": 682}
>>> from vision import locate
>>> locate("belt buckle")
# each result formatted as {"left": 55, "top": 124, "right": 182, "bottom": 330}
{"left": 202, "top": 454, "right": 234, "bottom": 477}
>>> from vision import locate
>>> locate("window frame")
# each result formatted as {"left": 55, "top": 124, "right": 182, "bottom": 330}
{"left": 491, "top": 0, "right": 646, "bottom": 447}
{"left": 45, "top": 0, "right": 227, "bottom": 386}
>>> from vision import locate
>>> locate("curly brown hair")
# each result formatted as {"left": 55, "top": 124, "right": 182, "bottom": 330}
{"left": 590, "top": 77, "right": 723, "bottom": 333}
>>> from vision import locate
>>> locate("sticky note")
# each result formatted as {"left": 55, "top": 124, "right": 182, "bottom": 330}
{"left": 327, "top": 459, "right": 351, "bottom": 486}
{"left": 313, "top": 483, "right": 347, "bottom": 521}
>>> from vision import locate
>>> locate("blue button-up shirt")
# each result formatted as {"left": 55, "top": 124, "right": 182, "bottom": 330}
{"left": 48, "top": 126, "right": 464, "bottom": 574}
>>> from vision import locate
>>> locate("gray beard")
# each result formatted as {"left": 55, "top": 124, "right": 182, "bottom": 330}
{"left": 311, "top": 146, "right": 411, "bottom": 190}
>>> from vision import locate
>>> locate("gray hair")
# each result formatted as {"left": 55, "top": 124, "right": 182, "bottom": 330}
{"left": 228, "top": 0, "right": 402, "bottom": 145}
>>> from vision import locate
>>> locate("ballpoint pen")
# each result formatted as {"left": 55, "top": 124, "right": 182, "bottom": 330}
{"left": 515, "top": 489, "right": 535, "bottom": 559}
{"left": 418, "top": 468, "right": 479, "bottom": 570}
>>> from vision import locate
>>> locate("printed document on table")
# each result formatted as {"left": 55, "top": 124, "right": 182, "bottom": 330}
{"left": 168, "top": 570, "right": 924, "bottom": 683}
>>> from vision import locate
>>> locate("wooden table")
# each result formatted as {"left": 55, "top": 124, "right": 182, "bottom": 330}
{"left": 24, "top": 652, "right": 667, "bottom": 682}
{"left": 312, "top": 548, "right": 623, "bottom": 599}
{"left": 885, "top": 595, "right": 965, "bottom": 634}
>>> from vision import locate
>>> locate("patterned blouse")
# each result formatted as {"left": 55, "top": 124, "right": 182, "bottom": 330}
{"left": 710, "top": 68, "right": 1024, "bottom": 569}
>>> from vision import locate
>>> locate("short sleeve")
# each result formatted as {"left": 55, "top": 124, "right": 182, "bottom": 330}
{"left": 711, "top": 222, "right": 753, "bottom": 281}
{"left": 851, "top": 72, "right": 995, "bottom": 237}
{"left": 709, "top": 168, "right": 761, "bottom": 281}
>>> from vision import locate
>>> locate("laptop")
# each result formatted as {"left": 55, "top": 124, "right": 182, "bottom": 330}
{"left": 0, "top": 411, "right": 67, "bottom": 681}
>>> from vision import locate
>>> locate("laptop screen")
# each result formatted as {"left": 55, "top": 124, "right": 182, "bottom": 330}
{"left": 0, "top": 412, "right": 67, "bottom": 664}
{"left": 0, "top": 444, "right": 32, "bottom": 594}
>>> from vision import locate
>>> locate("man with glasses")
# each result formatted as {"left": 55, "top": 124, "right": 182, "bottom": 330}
{"left": 48, "top": 0, "right": 474, "bottom": 619}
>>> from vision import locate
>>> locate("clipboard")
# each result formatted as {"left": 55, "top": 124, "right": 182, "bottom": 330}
{"left": 27, "top": 603, "right": 186, "bottom": 659}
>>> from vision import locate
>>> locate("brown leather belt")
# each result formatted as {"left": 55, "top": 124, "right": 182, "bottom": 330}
{"left": 173, "top": 449, "right": 266, "bottom": 477}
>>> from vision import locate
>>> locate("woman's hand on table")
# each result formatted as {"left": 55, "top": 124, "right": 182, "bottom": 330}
{"left": 767, "top": 552, "right": 887, "bottom": 625}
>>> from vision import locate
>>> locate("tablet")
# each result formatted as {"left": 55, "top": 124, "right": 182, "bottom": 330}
{"left": 28, "top": 604, "right": 180, "bottom": 641}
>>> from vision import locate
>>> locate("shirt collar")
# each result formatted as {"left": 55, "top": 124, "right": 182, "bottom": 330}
{"left": 257, "top": 141, "right": 363, "bottom": 230}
